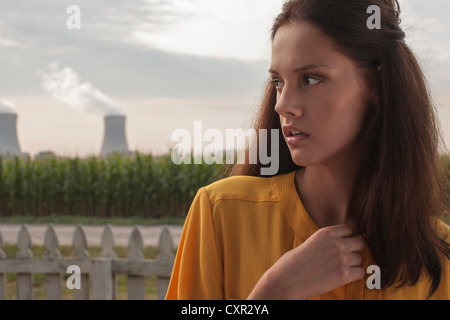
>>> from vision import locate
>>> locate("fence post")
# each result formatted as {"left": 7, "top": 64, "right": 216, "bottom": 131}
{"left": 44, "top": 224, "right": 62, "bottom": 300}
{"left": 157, "top": 226, "right": 174, "bottom": 300}
{"left": 72, "top": 224, "right": 90, "bottom": 300}
{"left": 16, "top": 225, "right": 33, "bottom": 300}
{"left": 100, "top": 224, "right": 117, "bottom": 299}
{"left": 127, "top": 226, "right": 145, "bottom": 300}
{"left": 91, "top": 258, "right": 113, "bottom": 300}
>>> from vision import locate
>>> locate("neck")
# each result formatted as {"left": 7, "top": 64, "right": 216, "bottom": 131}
{"left": 295, "top": 154, "right": 369, "bottom": 235}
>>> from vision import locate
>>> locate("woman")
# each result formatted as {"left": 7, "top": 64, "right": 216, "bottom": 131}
{"left": 166, "top": 0, "right": 449, "bottom": 299}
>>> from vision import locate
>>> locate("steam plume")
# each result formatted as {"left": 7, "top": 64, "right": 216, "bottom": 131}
{"left": 40, "top": 63, "right": 123, "bottom": 116}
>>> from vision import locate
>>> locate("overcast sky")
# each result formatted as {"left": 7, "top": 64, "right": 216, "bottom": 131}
{"left": 0, "top": 0, "right": 449, "bottom": 157}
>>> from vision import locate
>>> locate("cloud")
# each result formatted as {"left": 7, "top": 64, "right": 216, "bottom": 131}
{"left": 0, "top": 37, "right": 18, "bottom": 47}
{"left": 0, "top": 0, "right": 270, "bottom": 99}
{"left": 131, "top": 0, "right": 282, "bottom": 61}
{"left": 40, "top": 63, "right": 123, "bottom": 116}
{"left": 0, "top": 0, "right": 188, "bottom": 44}
{"left": 0, "top": 97, "right": 16, "bottom": 114}
{"left": 397, "top": 0, "right": 450, "bottom": 105}
{"left": 1, "top": 0, "right": 445, "bottom": 105}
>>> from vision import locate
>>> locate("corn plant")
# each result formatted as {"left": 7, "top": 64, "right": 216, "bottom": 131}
{"left": 0, "top": 151, "right": 227, "bottom": 218}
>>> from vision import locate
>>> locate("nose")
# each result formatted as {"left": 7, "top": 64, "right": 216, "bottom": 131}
{"left": 274, "top": 85, "right": 303, "bottom": 119}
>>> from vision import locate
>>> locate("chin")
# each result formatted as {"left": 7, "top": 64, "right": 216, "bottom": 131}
{"left": 290, "top": 152, "right": 313, "bottom": 167}
{"left": 292, "top": 159, "right": 311, "bottom": 167}
{"left": 289, "top": 148, "right": 325, "bottom": 168}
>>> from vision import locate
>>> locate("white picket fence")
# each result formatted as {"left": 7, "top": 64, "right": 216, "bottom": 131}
{"left": 0, "top": 223, "right": 175, "bottom": 300}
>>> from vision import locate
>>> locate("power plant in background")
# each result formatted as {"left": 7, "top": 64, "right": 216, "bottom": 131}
{"left": 40, "top": 64, "right": 131, "bottom": 158}
{"left": 100, "top": 114, "right": 130, "bottom": 157}
{"left": 0, "top": 98, "right": 24, "bottom": 157}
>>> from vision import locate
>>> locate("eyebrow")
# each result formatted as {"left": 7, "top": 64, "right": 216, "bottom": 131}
{"left": 268, "top": 64, "right": 333, "bottom": 74}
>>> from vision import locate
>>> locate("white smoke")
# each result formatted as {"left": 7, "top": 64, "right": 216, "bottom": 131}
{"left": 0, "top": 97, "right": 16, "bottom": 114}
{"left": 40, "top": 63, "right": 123, "bottom": 116}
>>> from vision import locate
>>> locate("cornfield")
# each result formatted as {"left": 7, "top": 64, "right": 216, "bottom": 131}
{"left": 0, "top": 152, "right": 230, "bottom": 218}
{"left": 0, "top": 152, "right": 448, "bottom": 219}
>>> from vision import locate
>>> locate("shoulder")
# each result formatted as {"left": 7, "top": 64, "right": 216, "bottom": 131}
{"left": 201, "top": 174, "right": 285, "bottom": 205}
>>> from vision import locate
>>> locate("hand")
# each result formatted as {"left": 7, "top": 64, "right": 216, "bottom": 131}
{"left": 247, "top": 224, "right": 365, "bottom": 300}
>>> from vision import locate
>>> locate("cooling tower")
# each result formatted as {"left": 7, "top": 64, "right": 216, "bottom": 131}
{"left": 100, "top": 114, "right": 130, "bottom": 156}
{"left": 0, "top": 112, "right": 22, "bottom": 155}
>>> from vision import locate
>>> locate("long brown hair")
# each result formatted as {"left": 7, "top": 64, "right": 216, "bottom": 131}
{"left": 226, "top": 0, "right": 450, "bottom": 297}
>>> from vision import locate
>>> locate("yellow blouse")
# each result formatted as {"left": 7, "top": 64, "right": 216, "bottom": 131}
{"left": 165, "top": 170, "right": 450, "bottom": 300}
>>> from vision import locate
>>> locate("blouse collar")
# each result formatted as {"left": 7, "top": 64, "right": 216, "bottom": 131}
{"left": 271, "top": 170, "right": 320, "bottom": 242}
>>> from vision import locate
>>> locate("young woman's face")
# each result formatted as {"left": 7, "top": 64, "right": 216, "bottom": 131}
{"left": 270, "top": 22, "right": 370, "bottom": 168}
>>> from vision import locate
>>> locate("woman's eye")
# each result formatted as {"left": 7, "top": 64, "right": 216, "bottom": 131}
{"left": 305, "top": 76, "right": 322, "bottom": 86}
{"left": 272, "top": 79, "right": 284, "bottom": 89}
{"left": 272, "top": 76, "right": 321, "bottom": 90}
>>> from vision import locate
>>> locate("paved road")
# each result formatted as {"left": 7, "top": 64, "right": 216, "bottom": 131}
{"left": 0, "top": 224, "right": 183, "bottom": 248}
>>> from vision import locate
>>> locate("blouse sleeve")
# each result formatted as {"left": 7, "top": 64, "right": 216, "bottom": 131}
{"left": 165, "top": 187, "right": 224, "bottom": 300}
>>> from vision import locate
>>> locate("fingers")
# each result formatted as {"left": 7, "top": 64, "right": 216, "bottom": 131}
{"left": 328, "top": 224, "right": 353, "bottom": 238}
{"left": 348, "top": 266, "right": 366, "bottom": 282}
{"left": 322, "top": 224, "right": 365, "bottom": 249}
{"left": 343, "top": 236, "right": 365, "bottom": 253}
{"left": 323, "top": 225, "right": 365, "bottom": 281}
{"left": 343, "top": 242, "right": 365, "bottom": 283}
{"left": 347, "top": 252, "right": 363, "bottom": 267}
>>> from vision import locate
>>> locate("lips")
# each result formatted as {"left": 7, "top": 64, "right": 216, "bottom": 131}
{"left": 282, "top": 125, "right": 310, "bottom": 138}
{"left": 282, "top": 125, "right": 310, "bottom": 146}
